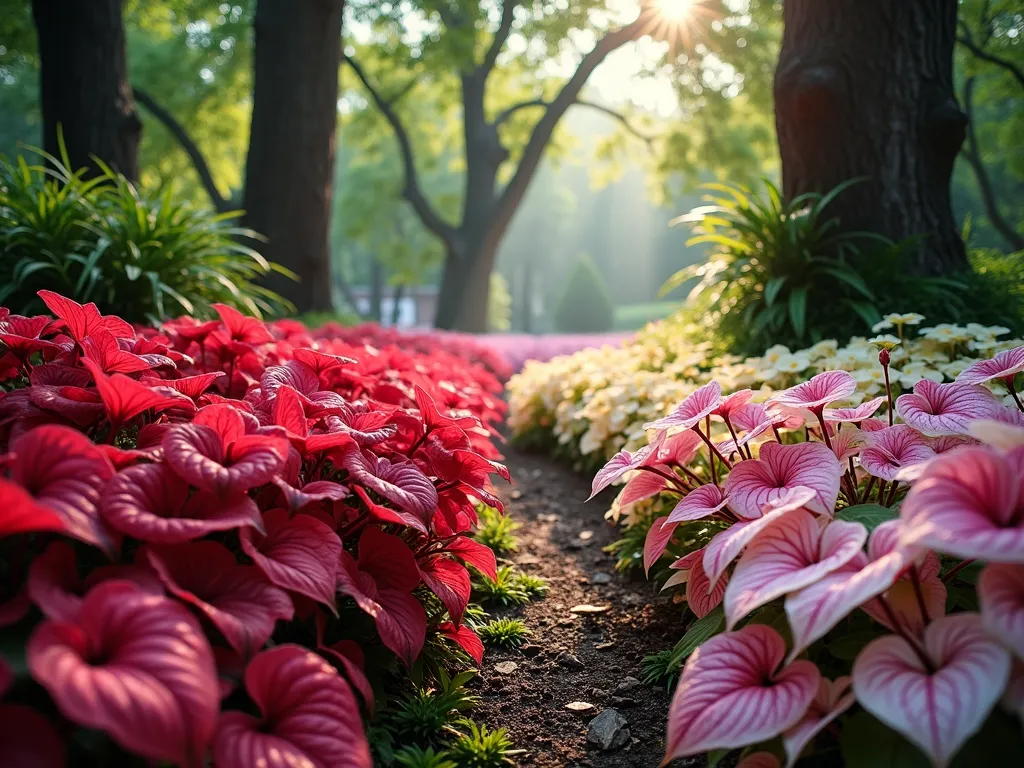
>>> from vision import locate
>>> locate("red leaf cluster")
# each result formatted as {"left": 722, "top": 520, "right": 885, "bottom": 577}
{"left": 0, "top": 293, "right": 509, "bottom": 766}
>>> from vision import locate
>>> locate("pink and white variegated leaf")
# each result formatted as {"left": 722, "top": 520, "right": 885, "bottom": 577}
{"left": 823, "top": 396, "right": 886, "bottom": 423}
{"left": 666, "top": 485, "right": 729, "bottom": 525}
{"left": 956, "top": 345, "right": 1024, "bottom": 386}
{"left": 769, "top": 370, "right": 857, "bottom": 412}
{"left": 588, "top": 432, "right": 666, "bottom": 500}
{"left": 685, "top": 550, "right": 728, "bottom": 619}
{"left": 724, "top": 512, "right": 867, "bottom": 629}
{"left": 782, "top": 676, "right": 855, "bottom": 768}
{"left": 618, "top": 469, "right": 669, "bottom": 509}
{"left": 978, "top": 563, "right": 1024, "bottom": 659}
{"left": 664, "top": 624, "right": 820, "bottom": 761}
{"left": 900, "top": 445, "right": 1024, "bottom": 564}
{"left": 724, "top": 441, "right": 841, "bottom": 520}
{"left": 644, "top": 517, "right": 678, "bottom": 575}
{"left": 852, "top": 613, "right": 1011, "bottom": 768}
{"left": 644, "top": 381, "right": 722, "bottom": 432}
{"left": 703, "top": 486, "right": 817, "bottom": 589}
{"left": 895, "top": 380, "right": 1003, "bottom": 437}
{"left": 860, "top": 425, "right": 936, "bottom": 483}
{"left": 828, "top": 425, "right": 864, "bottom": 463}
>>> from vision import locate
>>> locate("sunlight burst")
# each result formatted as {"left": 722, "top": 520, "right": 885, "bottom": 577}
{"left": 656, "top": 0, "right": 695, "bottom": 22}
{"left": 641, "top": 0, "right": 720, "bottom": 55}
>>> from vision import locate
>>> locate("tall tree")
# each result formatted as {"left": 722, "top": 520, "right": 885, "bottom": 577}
{"left": 242, "top": 0, "right": 345, "bottom": 313}
{"left": 774, "top": 0, "right": 969, "bottom": 274}
{"left": 30, "top": 0, "right": 141, "bottom": 179}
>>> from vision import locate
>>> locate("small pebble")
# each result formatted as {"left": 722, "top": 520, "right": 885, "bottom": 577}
{"left": 494, "top": 661, "right": 518, "bottom": 675}
{"left": 616, "top": 676, "right": 643, "bottom": 693}
{"left": 565, "top": 701, "right": 595, "bottom": 713}
{"left": 609, "top": 696, "right": 637, "bottom": 708}
{"left": 595, "top": 641, "right": 616, "bottom": 650}
{"left": 556, "top": 651, "right": 585, "bottom": 669}
{"left": 579, "top": 530, "right": 594, "bottom": 541}
{"left": 520, "top": 644, "right": 543, "bottom": 657}
{"left": 511, "top": 489, "right": 523, "bottom": 499}
{"left": 571, "top": 604, "right": 611, "bottom": 614}
{"left": 591, "top": 572, "right": 612, "bottom": 585}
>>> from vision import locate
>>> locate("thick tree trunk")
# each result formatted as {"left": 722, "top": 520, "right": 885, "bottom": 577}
{"left": 31, "top": 0, "right": 140, "bottom": 180}
{"left": 434, "top": 234, "right": 497, "bottom": 332}
{"left": 774, "top": 0, "right": 968, "bottom": 274}
{"left": 243, "top": 0, "right": 344, "bottom": 314}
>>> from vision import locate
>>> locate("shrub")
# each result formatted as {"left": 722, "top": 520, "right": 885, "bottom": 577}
{"left": 553, "top": 253, "right": 614, "bottom": 333}
{"left": 0, "top": 291, "right": 510, "bottom": 765}
{"left": 488, "top": 272, "right": 512, "bottom": 332}
{"left": 0, "top": 145, "right": 293, "bottom": 322}
{"left": 590, "top": 349, "right": 1024, "bottom": 766}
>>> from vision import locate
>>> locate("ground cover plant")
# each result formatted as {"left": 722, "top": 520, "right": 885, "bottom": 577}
{"left": 0, "top": 290, "right": 513, "bottom": 766}
{"left": 588, "top": 342, "right": 1024, "bottom": 766}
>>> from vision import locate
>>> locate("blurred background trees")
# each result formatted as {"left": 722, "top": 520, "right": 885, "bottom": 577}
{"left": 0, "top": 0, "right": 1020, "bottom": 332}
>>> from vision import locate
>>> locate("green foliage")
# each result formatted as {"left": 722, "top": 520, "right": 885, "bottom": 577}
{"left": 475, "top": 617, "right": 531, "bottom": 649}
{"left": 394, "top": 746, "right": 458, "bottom": 768}
{"left": 960, "top": 248, "right": 1024, "bottom": 333}
{"left": 474, "top": 506, "right": 520, "bottom": 555}
{"left": 488, "top": 272, "right": 512, "bottom": 332}
{"left": 0, "top": 147, "right": 291, "bottom": 321}
{"left": 445, "top": 723, "right": 516, "bottom": 768}
{"left": 472, "top": 566, "right": 548, "bottom": 606}
{"left": 835, "top": 504, "right": 898, "bottom": 532}
{"left": 613, "top": 301, "right": 680, "bottom": 331}
{"left": 389, "top": 668, "right": 479, "bottom": 746}
{"left": 663, "top": 179, "right": 896, "bottom": 354}
{"left": 642, "top": 608, "right": 724, "bottom": 688}
{"left": 554, "top": 253, "right": 615, "bottom": 333}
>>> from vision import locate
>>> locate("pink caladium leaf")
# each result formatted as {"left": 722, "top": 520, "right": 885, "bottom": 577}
{"left": 900, "top": 444, "right": 1024, "bottom": 563}
{"left": 0, "top": 703, "right": 67, "bottom": 768}
{"left": 9, "top": 424, "right": 117, "bottom": 554}
{"left": 702, "top": 486, "right": 817, "bottom": 589}
{"left": 682, "top": 547, "right": 728, "bottom": 618}
{"left": 101, "top": 462, "right": 263, "bottom": 543}
{"left": 419, "top": 556, "right": 471, "bottom": 626}
{"left": 978, "top": 563, "right": 1024, "bottom": 659}
{"left": 664, "top": 624, "right": 820, "bottom": 761}
{"left": 619, "top": 468, "right": 669, "bottom": 508}
{"left": 724, "top": 441, "right": 841, "bottom": 520}
{"left": 859, "top": 424, "right": 936, "bottom": 482}
{"left": 587, "top": 432, "right": 667, "bottom": 500}
{"left": 956, "top": 345, "right": 1024, "bottom": 385}
{"left": 27, "top": 581, "right": 218, "bottom": 767}
{"left": 666, "top": 484, "right": 729, "bottom": 525}
{"left": 644, "top": 516, "right": 679, "bottom": 575}
{"left": 644, "top": 381, "right": 723, "bottom": 432}
{"left": 852, "top": 613, "right": 1011, "bottom": 767}
{"left": 823, "top": 396, "right": 886, "bottom": 423}
{"left": 260, "top": 359, "right": 320, "bottom": 400}
{"left": 782, "top": 676, "right": 855, "bottom": 768}
{"left": 337, "top": 528, "right": 425, "bottom": 666}
{"left": 343, "top": 450, "right": 438, "bottom": 523}
{"left": 163, "top": 423, "right": 287, "bottom": 496}
{"left": 769, "top": 370, "right": 857, "bottom": 412}
{"left": 439, "top": 621, "right": 484, "bottom": 665}
{"left": 736, "top": 754, "right": 780, "bottom": 768}
{"left": 895, "top": 379, "right": 1003, "bottom": 436}
{"left": 144, "top": 541, "right": 295, "bottom": 660}
{"left": 829, "top": 425, "right": 865, "bottom": 462}
{"left": 0, "top": 477, "right": 66, "bottom": 538}
{"left": 724, "top": 512, "right": 867, "bottom": 629}
{"left": 212, "top": 644, "right": 371, "bottom": 768}
{"left": 241, "top": 508, "right": 342, "bottom": 611}
{"left": 38, "top": 290, "right": 135, "bottom": 343}
{"left": 713, "top": 388, "right": 754, "bottom": 419}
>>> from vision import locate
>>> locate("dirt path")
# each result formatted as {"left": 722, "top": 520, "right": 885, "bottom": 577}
{"left": 475, "top": 444, "right": 691, "bottom": 767}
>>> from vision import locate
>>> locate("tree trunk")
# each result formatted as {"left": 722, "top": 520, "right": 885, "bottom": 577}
{"left": 243, "top": 0, "right": 344, "bottom": 314}
{"left": 434, "top": 228, "right": 499, "bottom": 333}
{"left": 31, "top": 0, "right": 140, "bottom": 180}
{"left": 774, "top": 0, "right": 968, "bottom": 274}
{"left": 369, "top": 258, "right": 383, "bottom": 323}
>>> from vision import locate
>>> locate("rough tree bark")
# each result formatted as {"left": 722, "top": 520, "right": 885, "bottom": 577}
{"left": 243, "top": 0, "right": 345, "bottom": 313}
{"left": 774, "top": 0, "right": 969, "bottom": 274}
{"left": 31, "top": 0, "right": 141, "bottom": 180}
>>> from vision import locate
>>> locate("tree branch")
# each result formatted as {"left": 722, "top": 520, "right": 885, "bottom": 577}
{"left": 574, "top": 99, "right": 654, "bottom": 145}
{"left": 132, "top": 86, "right": 231, "bottom": 213}
{"left": 342, "top": 54, "right": 458, "bottom": 252}
{"left": 494, "top": 98, "right": 546, "bottom": 125}
{"left": 957, "top": 32, "right": 1024, "bottom": 91}
{"left": 961, "top": 77, "right": 1024, "bottom": 251}
{"left": 480, "top": 0, "right": 517, "bottom": 74}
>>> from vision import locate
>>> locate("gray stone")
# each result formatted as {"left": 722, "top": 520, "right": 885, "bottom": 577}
{"left": 494, "top": 661, "right": 518, "bottom": 675}
{"left": 615, "top": 676, "right": 643, "bottom": 693}
{"left": 555, "top": 651, "right": 584, "bottom": 669}
{"left": 587, "top": 709, "right": 630, "bottom": 751}
{"left": 591, "top": 572, "right": 613, "bottom": 585}
{"left": 520, "top": 644, "right": 543, "bottom": 657}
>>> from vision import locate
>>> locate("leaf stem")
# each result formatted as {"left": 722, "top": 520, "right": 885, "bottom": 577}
{"left": 941, "top": 558, "right": 976, "bottom": 583}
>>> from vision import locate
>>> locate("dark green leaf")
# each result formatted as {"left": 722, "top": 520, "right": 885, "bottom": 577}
{"left": 841, "top": 712, "right": 930, "bottom": 768}
{"left": 836, "top": 504, "right": 896, "bottom": 532}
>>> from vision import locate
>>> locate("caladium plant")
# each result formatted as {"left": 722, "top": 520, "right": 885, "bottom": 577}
{"left": 0, "top": 291, "right": 509, "bottom": 766}
{"left": 592, "top": 348, "right": 1024, "bottom": 766}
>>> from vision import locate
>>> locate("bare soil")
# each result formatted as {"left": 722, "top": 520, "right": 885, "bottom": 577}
{"left": 475, "top": 444, "right": 697, "bottom": 768}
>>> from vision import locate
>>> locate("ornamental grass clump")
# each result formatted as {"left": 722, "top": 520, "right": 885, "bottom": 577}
{"left": 590, "top": 346, "right": 1024, "bottom": 766}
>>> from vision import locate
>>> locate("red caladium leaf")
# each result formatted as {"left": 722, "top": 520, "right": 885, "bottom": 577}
{"left": 352, "top": 485, "right": 428, "bottom": 533}
{"left": 212, "top": 644, "right": 371, "bottom": 768}
{"left": 440, "top": 621, "right": 484, "bottom": 665}
{"left": 0, "top": 477, "right": 65, "bottom": 538}
{"left": 273, "top": 384, "right": 310, "bottom": 439}
{"left": 101, "top": 462, "right": 263, "bottom": 543}
{"left": 28, "top": 382, "right": 105, "bottom": 426}
{"left": 343, "top": 450, "right": 438, "bottom": 523}
{"left": 27, "top": 581, "right": 219, "bottom": 767}
{"left": 293, "top": 347, "right": 357, "bottom": 375}
{"left": 318, "top": 639, "right": 375, "bottom": 713}
{"left": 443, "top": 535, "right": 498, "bottom": 581}
{"left": 81, "top": 358, "right": 180, "bottom": 431}
{"left": 852, "top": 613, "right": 1011, "bottom": 767}
{"left": 273, "top": 477, "right": 349, "bottom": 515}
{"left": 260, "top": 359, "right": 320, "bottom": 399}
{"left": 29, "top": 364, "right": 93, "bottom": 388}
{"left": 337, "top": 528, "right": 425, "bottom": 666}
{"left": 38, "top": 290, "right": 135, "bottom": 343}
{"left": 9, "top": 425, "right": 117, "bottom": 554}
{"left": 163, "top": 422, "right": 287, "bottom": 496}
{"left": 152, "top": 372, "right": 226, "bottom": 400}
{"left": 419, "top": 556, "right": 471, "bottom": 625}
{"left": 0, "top": 314, "right": 61, "bottom": 359}
{"left": 144, "top": 542, "right": 294, "bottom": 659}
{"left": 28, "top": 541, "right": 83, "bottom": 622}
{"left": 212, "top": 303, "right": 274, "bottom": 345}
{"left": 0, "top": 703, "right": 66, "bottom": 768}
{"left": 664, "top": 624, "right": 820, "bottom": 761}
{"left": 81, "top": 329, "right": 154, "bottom": 374}
{"left": 241, "top": 508, "right": 341, "bottom": 610}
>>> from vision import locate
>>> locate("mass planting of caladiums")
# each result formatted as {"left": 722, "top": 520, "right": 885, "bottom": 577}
{"left": 591, "top": 345, "right": 1024, "bottom": 766}
{"left": 0, "top": 292, "right": 508, "bottom": 767}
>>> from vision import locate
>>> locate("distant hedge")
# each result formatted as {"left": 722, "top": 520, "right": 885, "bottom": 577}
{"left": 554, "top": 253, "right": 614, "bottom": 333}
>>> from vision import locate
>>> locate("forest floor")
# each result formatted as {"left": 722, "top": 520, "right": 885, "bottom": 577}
{"left": 475, "top": 443, "right": 698, "bottom": 768}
